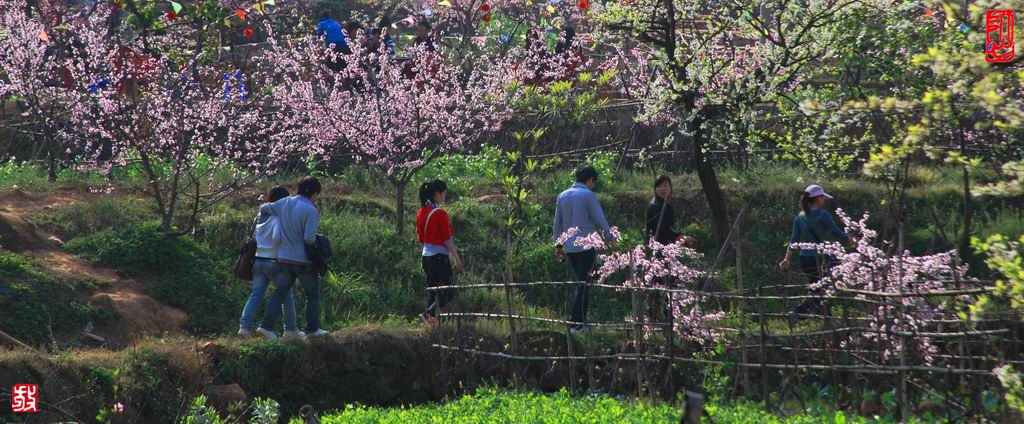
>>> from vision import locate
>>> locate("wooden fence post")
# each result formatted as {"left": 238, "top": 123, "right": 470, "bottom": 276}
{"left": 630, "top": 254, "right": 647, "bottom": 397}
{"left": 734, "top": 219, "right": 750, "bottom": 398}
{"left": 504, "top": 232, "right": 521, "bottom": 388}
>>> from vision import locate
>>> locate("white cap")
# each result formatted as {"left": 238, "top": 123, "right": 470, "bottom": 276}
{"left": 805, "top": 184, "right": 833, "bottom": 199}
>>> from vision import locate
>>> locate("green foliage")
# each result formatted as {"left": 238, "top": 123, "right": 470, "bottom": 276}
{"left": 312, "top": 388, "right": 884, "bottom": 424}
{"left": 28, "top": 195, "right": 152, "bottom": 240}
{"left": 0, "top": 252, "right": 107, "bottom": 346}
{"left": 183, "top": 395, "right": 223, "bottom": 424}
{"left": 0, "top": 160, "right": 107, "bottom": 192}
{"left": 66, "top": 222, "right": 242, "bottom": 334}
{"left": 250, "top": 397, "right": 282, "bottom": 424}
{"left": 419, "top": 145, "right": 502, "bottom": 196}
{"left": 970, "top": 233, "right": 1024, "bottom": 318}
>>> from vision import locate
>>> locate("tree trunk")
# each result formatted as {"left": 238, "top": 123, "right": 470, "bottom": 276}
{"left": 690, "top": 125, "right": 730, "bottom": 248}
{"left": 45, "top": 142, "right": 56, "bottom": 182}
{"left": 394, "top": 179, "right": 407, "bottom": 235}
{"left": 959, "top": 162, "right": 974, "bottom": 257}
{"left": 160, "top": 212, "right": 174, "bottom": 235}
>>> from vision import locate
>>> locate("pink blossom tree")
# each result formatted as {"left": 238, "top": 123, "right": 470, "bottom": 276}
{"left": 61, "top": 4, "right": 288, "bottom": 235}
{"left": 796, "top": 209, "right": 973, "bottom": 365}
{"left": 261, "top": 32, "right": 518, "bottom": 233}
{"left": 598, "top": 0, "right": 867, "bottom": 247}
{"left": 0, "top": 0, "right": 80, "bottom": 180}
{"left": 559, "top": 226, "right": 725, "bottom": 342}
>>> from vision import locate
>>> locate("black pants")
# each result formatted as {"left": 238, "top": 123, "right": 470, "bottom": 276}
{"left": 325, "top": 44, "right": 351, "bottom": 72}
{"left": 422, "top": 254, "right": 455, "bottom": 317}
{"left": 793, "top": 255, "right": 829, "bottom": 316}
{"left": 567, "top": 250, "right": 597, "bottom": 326}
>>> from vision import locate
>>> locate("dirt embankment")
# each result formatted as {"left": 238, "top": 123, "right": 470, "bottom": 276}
{"left": 0, "top": 188, "right": 188, "bottom": 349}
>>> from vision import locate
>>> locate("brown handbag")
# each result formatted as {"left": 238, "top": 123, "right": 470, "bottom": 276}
{"left": 232, "top": 218, "right": 258, "bottom": 280}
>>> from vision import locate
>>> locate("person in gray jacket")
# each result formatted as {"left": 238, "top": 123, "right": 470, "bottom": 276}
{"left": 553, "top": 165, "right": 618, "bottom": 334}
{"left": 258, "top": 176, "right": 329, "bottom": 339}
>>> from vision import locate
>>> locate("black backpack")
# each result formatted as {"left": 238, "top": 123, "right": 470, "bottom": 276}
{"left": 305, "top": 234, "right": 332, "bottom": 277}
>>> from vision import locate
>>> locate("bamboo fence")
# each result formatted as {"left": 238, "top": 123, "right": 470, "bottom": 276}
{"left": 426, "top": 227, "right": 1019, "bottom": 420}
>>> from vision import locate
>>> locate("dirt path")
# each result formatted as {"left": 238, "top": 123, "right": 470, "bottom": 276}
{"left": 0, "top": 187, "right": 188, "bottom": 349}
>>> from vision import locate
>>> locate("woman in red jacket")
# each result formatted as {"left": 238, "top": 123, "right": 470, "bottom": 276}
{"left": 416, "top": 180, "right": 464, "bottom": 323}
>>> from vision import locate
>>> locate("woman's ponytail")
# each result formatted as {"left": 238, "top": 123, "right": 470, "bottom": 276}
{"left": 799, "top": 192, "right": 813, "bottom": 215}
{"left": 419, "top": 179, "right": 448, "bottom": 207}
{"left": 419, "top": 182, "right": 432, "bottom": 207}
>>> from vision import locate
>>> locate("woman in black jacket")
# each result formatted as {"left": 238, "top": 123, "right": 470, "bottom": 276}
{"left": 645, "top": 175, "right": 694, "bottom": 342}
{"left": 646, "top": 175, "right": 695, "bottom": 247}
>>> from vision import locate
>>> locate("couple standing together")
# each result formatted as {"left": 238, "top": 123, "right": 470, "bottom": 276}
{"left": 238, "top": 176, "right": 330, "bottom": 340}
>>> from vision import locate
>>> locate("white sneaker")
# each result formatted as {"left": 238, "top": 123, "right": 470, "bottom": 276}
{"left": 305, "top": 329, "right": 330, "bottom": 337}
{"left": 256, "top": 327, "right": 278, "bottom": 340}
{"left": 238, "top": 328, "right": 253, "bottom": 338}
{"left": 283, "top": 330, "right": 306, "bottom": 338}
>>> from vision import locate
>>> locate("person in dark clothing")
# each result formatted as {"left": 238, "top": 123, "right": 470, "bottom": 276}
{"left": 646, "top": 175, "right": 695, "bottom": 247}
{"left": 644, "top": 175, "right": 694, "bottom": 337}
{"left": 554, "top": 25, "right": 576, "bottom": 55}
{"left": 416, "top": 180, "right": 464, "bottom": 323}
{"left": 346, "top": 20, "right": 364, "bottom": 49}
{"left": 778, "top": 184, "right": 850, "bottom": 325}
{"left": 374, "top": 16, "right": 396, "bottom": 57}
{"left": 316, "top": 8, "right": 351, "bottom": 72}
{"left": 553, "top": 24, "right": 582, "bottom": 81}
{"left": 413, "top": 18, "right": 436, "bottom": 52}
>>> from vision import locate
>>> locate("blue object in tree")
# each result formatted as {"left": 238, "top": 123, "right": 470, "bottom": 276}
{"left": 224, "top": 71, "right": 248, "bottom": 100}
{"left": 89, "top": 77, "right": 110, "bottom": 93}
{"left": 959, "top": 23, "right": 969, "bottom": 32}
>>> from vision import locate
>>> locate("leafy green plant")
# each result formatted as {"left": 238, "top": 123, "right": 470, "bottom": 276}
{"left": 419, "top": 145, "right": 502, "bottom": 196}
{"left": 65, "top": 222, "right": 242, "bottom": 334}
{"left": 249, "top": 397, "right": 281, "bottom": 424}
{"left": 182, "top": 395, "right": 223, "bottom": 424}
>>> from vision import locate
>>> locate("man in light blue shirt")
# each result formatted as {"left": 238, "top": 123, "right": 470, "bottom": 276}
{"left": 258, "top": 176, "right": 329, "bottom": 339}
{"left": 553, "top": 165, "right": 618, "bottom": 333}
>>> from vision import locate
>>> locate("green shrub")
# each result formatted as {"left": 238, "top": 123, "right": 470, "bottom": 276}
{"left": 0, "top": 253, "right": 106, "bottom": 346}
{"left": 418, "top": 145, "right": 502, "bottom": 196}
{"left": 66, "top": 222, "right": 243, "bottom": 334}
{"left": 28, "top": 196, "right": 152, "bottom": 240}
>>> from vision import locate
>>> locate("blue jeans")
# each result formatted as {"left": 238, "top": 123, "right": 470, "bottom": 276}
{"left": 260, "top": 263, "right": 321, "bottom": 333}
{"left": 239, "top": 259, "right": 299, "bottom": 331}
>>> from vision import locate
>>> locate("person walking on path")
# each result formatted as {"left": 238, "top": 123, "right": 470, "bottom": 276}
{"left": 258, "top": 176, "right": 329, "bottom": 339}
{"left": 778, "top": 184, "right": 850, "bottom": 325}
{"left": 238, "top": 186, "right": 303, "bottom": 339}
{"left": 553, "top": 165, "right": 618, "bottom": 334}
{"left": 416, "top": 180, "right": 464, "bottom": 323}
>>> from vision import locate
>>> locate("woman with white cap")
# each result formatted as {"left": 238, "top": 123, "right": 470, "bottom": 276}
{"left": 778, "top": 184, "right": 849, "bottom": 324}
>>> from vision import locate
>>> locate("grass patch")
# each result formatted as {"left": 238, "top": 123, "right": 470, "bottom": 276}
{"left": 65, "top": 222, "right": 243, "bottom": 334}
{"left": 27, "top": 195, "right": 152, "bottom": 240}
{"left": 0, "top": 252, "right": 109, "bottom": 346}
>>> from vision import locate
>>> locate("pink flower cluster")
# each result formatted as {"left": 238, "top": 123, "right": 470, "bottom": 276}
{"left": 556, "top": 227, "right": 724, "bottom": 343}
{"left": 794, "top": 209, "right": 972, "bottom": 365}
